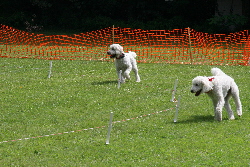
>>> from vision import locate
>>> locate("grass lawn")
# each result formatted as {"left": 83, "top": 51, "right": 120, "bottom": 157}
{"left": 0, "top": 58, "right": 249, "bottom": 166}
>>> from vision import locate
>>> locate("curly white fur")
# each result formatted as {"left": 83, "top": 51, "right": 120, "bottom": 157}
{"left": 107, "top": 44, "right": 140, "bottom": 83}
{"left": 191, "top": 68, "right": 242, "bottom": 121}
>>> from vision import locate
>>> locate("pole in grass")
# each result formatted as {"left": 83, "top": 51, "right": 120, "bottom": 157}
{"left": 106, "top": 112, "right": 114, "bottom": 145}
{"left": 118, "top": 70, "right": 122, "bottom": 89}
{"left": 170, "top": 79, "right": 178, "bottom": 102}
{"left": 174, "top": 96, "right": 181, "bottom": 123}
{"left": 48, "top": 61, "right": 53, "bottom": 78}
{"left": 112, "top": 25, "right": 115, "bottom": 44}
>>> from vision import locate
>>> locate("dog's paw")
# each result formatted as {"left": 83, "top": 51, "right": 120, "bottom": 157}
{"left": 120, "top": 80, "right": 125, "bottom": 84}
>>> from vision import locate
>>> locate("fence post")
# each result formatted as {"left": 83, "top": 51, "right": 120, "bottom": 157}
{"left": 188, "top": 27, "right": 193, "bottom": 64}
{"left": 112, "top": 25, "right": 115, "bottom": 44}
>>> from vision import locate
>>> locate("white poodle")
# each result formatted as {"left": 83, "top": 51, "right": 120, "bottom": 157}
{"left": 191, "top": 68, "right": 242, "bottom": 121}
{"left": 107, "top": 44, "right": 140, "bottom": 83}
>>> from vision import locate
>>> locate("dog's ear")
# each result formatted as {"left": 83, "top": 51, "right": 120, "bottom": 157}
{"left": 118, "top": 45, "right": 124, "bottom": 52}
{"left": 201, "top": 77, "right": 213, "bottom": 93}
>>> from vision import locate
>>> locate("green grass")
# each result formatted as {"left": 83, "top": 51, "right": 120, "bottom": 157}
{"left": 0, "top": 58, "right": 250, "bottom": 166}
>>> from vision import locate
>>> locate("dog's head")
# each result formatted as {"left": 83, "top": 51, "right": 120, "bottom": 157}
{"left": 191, "top": 76, "right": 213, "bottom": 96}
{"left": 107, "top": 44, "right": 124, "bottom": 58}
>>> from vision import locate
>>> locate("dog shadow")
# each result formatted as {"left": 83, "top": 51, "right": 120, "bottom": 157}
{"left": 176, "top": 115, "right": 215, "bottom": 124}
{"left": 91, "top": 80, "right": 117, "bottom": 85}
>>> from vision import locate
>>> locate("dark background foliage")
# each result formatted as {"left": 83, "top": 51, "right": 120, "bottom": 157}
{"left": 0, "top": 0, "right": 249, "bottom": 34}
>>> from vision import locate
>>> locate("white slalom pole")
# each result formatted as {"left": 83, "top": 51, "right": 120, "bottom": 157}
{"left": 174, "top": 96, "right": 181, "bottom": 123}
{"left": 118, "top": 70, "right": 122, "bottom": 89}
{"left": 48, "top": 61, "right": 53, "bottom": 78}
{"left": 170, "top": 79, "right": 178, "bottom": 102}
{"left": 106, "top": 112, "right": 114, "bottom": 145}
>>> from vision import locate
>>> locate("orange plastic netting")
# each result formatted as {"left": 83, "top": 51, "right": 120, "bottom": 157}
{"left": 0, "top": 24, "right": 249, "bottom": 65}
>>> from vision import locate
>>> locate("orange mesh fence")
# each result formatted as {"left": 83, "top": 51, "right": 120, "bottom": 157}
{"left": 0, "top": 24, "right": 249, "bottom": 65}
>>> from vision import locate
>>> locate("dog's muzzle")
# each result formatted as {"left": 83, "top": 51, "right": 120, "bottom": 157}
{"left": 191, "top": 89, "right": 202, "bottom": 96}
{"left": 107, "top": 51, "right": 116, "bottom": 58}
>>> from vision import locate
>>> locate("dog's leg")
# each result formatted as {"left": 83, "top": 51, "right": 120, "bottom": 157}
{"left": 121, "top": 73, "right": 125, "bottom": 83}
{"left": 211, "top": 98, "right": 221, "bottom": 121}
{"left": 231, "top": 87, "right": 242, "bottom": 117}
{"left": 224, "top": 93, "right": 235, "bottom": 120}
{"left": 233, "top": 97, "right": 242, "bottom": 117}
{"left": 124, "top": 67, "right": 132, "bottom": 81}
{"left": 215, "top": 94, "right": 224, "bottom": 121}
{"left": 121, "top": 74, "right": 125, "bottom": 83}
{"left": 211, "top": 99, "right": 217, "bottom": 118}
{"left": 132, "top": 67, "right": 140, "bottom": 82}
{"left": 131, "top": 59, "right": 140, "bottom": 82}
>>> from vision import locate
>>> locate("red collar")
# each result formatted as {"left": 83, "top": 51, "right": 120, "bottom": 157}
{"left": 205, "top": 77, "right": 214, "bottom": 93}
{"left": 116, "top": 54, "right": 125, "bottom": 59}
{"left": 208, "top": 77, "right": 214, "bottom": 81}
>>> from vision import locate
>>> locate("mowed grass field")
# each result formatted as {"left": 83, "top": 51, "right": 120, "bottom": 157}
{"left": 0, "top": 57, "right": 249, "bottom": 166}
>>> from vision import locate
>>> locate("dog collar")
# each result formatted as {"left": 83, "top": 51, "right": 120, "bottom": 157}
{"left": 205, "top": 77, "right": 214, "bottom": 93}
{"left": 116, "top": 54, "right": 125, "bottom": 59}
{"left": 208, "top": 77, "right": 214, "bottom": 81}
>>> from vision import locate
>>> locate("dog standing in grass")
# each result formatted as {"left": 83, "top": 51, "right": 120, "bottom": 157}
{"left": 190, "top": 68, "right": 242, "bottom": 121}
{"left": 107, "top": 44, "right": 140, "bottom": 83}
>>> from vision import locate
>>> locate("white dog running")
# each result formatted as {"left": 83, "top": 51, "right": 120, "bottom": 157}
{"left": 190, "top": 68, "right": 242, "bottom": 121}
{"left": 107, "top": 44, "right": 140, "bottom": 83}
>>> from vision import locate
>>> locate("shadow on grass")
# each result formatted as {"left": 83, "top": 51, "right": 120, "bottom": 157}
{"left": 91, "top": 80, "right": 117, "bottom": 85}
{"left": 176, "top": 115, "right": 215, "bottom": 124}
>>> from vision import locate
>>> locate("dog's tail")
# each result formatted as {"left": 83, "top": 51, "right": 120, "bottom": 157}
{"left": 128, "top": 51, "right": 137, "bottom": 58}
{"left": 211, "top": 68, "right": 226, "bottom": 76}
